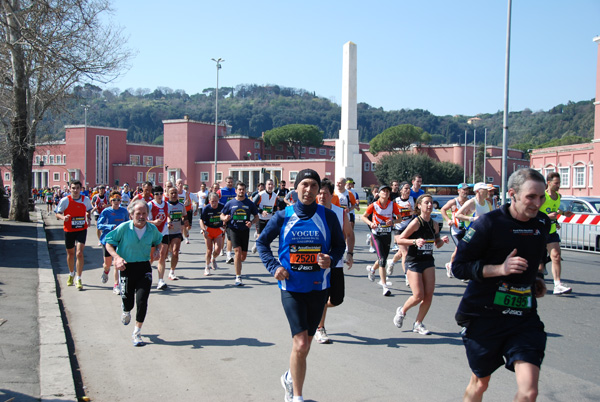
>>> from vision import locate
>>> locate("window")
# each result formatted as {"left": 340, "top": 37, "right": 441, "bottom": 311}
{"left": 309, "top": 147, "right": 316, "bottom": 155}
{"left": 301, "top": 147, "right": 306, "bottom": 154}
{"left": 275, "top": 155, "right": 283, "bottom": 160}
{"left": 35, "top": 155, "right": 40, "bottom": 164}
{"left": 130, "top": 155, "right": 140, "bottom": 165}
{"left": 155, "top": 156, "right": 164, "bottom": 166}
{"left": 264, "top": 144, "right": 271, "bottom": 150}
{"left": 49, "top": 155, "right": 54, "bottom": 164}
{"left": 143, "top": 156, "right": 153, "bottom": 166}
{"left": 56, "top": 155, "right": 61, "bottom": 164}
{"left": 544, "top": 167, "right": 555, "bottom": 179}
{"left": 148, "top": 172, "right": 156, "bottom": 184}
{"left": 201, "top": 172, "right": 209, "bottom": 182}
{"left": 364, "top": 162, "right": 371, "bottom": 171}
{"left": 254, "top": 141, "right": 261, "bottom": 149}
{"left": 573, "top": 165, "right": 585, "bottom": 188}
{"left": 63, "top": 155, "right": 66, "bottom": 164}
{"left": 558, "top": 167, "right": 570, "bottom": 188}
{"left": 43, "top": 155, "right": 48, "bottom": 164}
{"left": 371, "top": 162, "right": 377, "bottom": 171}
{"left": 289, "top": 171, "right": 298, "bottom": 182}
{"left": 571, "top": 201, "right": 591, "bottom": 214}
{"left": 264, "top": 154, "right": 271, "bottom": 160}
{"left": 319, "top": 149, "right": 326, "bottom": 156}
{"left": 216, "top": 172, "right": 223, "bottom": 182}
{"left": 63, "top": 172, "right": 68, "bottom": 181}
{"left": 4, "top": 172, "right": 9, "bottom": 181}
{"left": 136, "top": 172, "right": 144, "bottom": 183}
{"left": 53, "top": 173, "right": 60, "bottom": 181}
{"left": 329, "top": 150, "right": 335, "bottom": 156}
{"left": 255, "top": 153, "right": 260, "bottom": 160}
{"left": 158, "top": 173, "right": 163, "bottom": 184}
{"left": 275, "top": 144, "right": 283, "bottom": 151}
{"left": 590, "top": 164, "right": 594, "bottom": 187}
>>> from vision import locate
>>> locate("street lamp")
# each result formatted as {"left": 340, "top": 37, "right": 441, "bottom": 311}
{"left": 211, "top": 58, "right": 224, "bottom": 184}
{"left": 81, "top": 104, "right": 90, "bottom": 186}
{"left": 501, "top": 0, "right": 513, "bottom": 204}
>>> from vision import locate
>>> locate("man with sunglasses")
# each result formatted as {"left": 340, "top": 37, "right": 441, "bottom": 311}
{"left": 97, "top": 190, "right": 130, "bottom": 294}
{"left": 148, "top": 186, "right": 170, "bottom": 290}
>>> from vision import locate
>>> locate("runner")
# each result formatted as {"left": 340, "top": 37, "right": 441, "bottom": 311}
{"left": 256, "top": 168, "right": 345, "bottom": 402}
{"left": 97, "top": 191, "right": 130, "bottom": 294}
{"left": 220, "top": 181, "right": 259, "bottom": 286}
{"left": 147, "top": 186, "right": 170, "bottom": 290}
{"left": 44, "top": 187, "right": 54, "bottom": 214}
{"left": 165, "top": 185, "right": 186, "bottom": 281}
{"left": 120, "top": 183, "right": 131, "bottom": 208}
{"left": 105, "top": 199, "right": 163, "bottom": 347}
{"left": 393, "top": 194, "right": 449, "bottom": 335}
{"left": 345, "top": 177, "right": 361, "bottom": 230}
{"left": 55, "top": 180, "right": 93, "bottom": 290}
{"left": 219, "top": 176, "right": 237, "bottom": 264}
{"left": 409, "top": 174, "right": 424, "bottom": 203}
{"left": 134, "top": 181, "right": 154, "bottom": 203}
{"left": 365, "top": 186, "right": 379, "bottom": 253}
{"left": 195, "top": 182, "right": 209, "bottom": 212}
{"left": 251, "top": 179, "right": 278, "bottom": 254}
{"left": 538, "top": 172, "right": 573, "bottom": 295}
{"left": 176, "top": 179, "right": 193, "bottom": 244}
{"left": 440, "top": 182, "right": 470, "bottom": 278}
{"left": 388, "top": 181, "right": 415, "bottom": 286}
{"left": 314, "top": 178, "right": 355, "bottom": 344}
{"left": 455, "top": 182, "right": 492, "bottom": 228}
{"left": 276, "top": 180, "right": 289, "bottom": 211}
{"left": 361, "top": 185, "right": 402, "bottom": 296}
{"left": 91, "top": 186, "right": 108, "bottom": 245}
{"left": 199, "top": 192, "right": 225, "bottom": 276}
{"left": 332, "top": 177, "right": 357, "bottom": 216}
{"left": 451, "top": 168, "right": 549, "bottom": 401}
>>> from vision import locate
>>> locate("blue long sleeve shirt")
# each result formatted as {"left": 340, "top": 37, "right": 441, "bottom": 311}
{"left": 97, "top": 206, "right": 130, "bottom": 244}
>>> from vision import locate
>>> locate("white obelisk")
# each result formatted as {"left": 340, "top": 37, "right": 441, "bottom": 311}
{"left": 335, "top": 41, "right": 362, "bottom": 188}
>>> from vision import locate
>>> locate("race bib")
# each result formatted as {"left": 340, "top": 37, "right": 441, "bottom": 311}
{"left": 417, "top": 240, "right": 434, "bottom": 255}
{"left": 233, "top": 210, "right": 247, "bottom": 221}
{"left": 376, "top": 225, "right": 392, "bottom": 234}
{"left": 263, "top": 206, "right": 273, "bottom": 213}
{"left": 170, "top": 211, "right": 182, "bottom": 222}
{"left": 289, "top": 244, "right": 321, "bottom": 272}
{"left": 71, "top": 217, "right": 86, "bottom": 229}
{"left": 493, "top": 282, "right": 532, "bottom": 314}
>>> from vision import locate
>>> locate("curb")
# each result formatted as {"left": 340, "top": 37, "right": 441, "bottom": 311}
{"left": 36, "top": 210, "right": 77, "bottom": 401}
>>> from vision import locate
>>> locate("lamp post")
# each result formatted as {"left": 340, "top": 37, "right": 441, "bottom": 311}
{"left": 211, "top": 58, "right": 224, "bottom": 184}
{"left": 81, "top": 104, "right": 90, "bottom": 186}
{"left": 463, "top": 130, "right": 467, "bottom": 183}
{"left": 501, "top": 0, "right": 513, "bottom": 204}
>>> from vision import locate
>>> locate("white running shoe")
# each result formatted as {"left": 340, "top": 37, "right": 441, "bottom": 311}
{"left": 157, "top": 279, "right": 167, "bottom": 290}
{"left": 393, "top": 307, "right": 405, "bottom": 328}
{"left": 212, "top": 260, "right": 219, "bottom": 270}
{"left": 365, "top": 233, "right": 372, "bottom": 245}
{"left": 113, "top": 284, "right": 121, "bottom": 295}
{"left": 281, "top": 371, "right": 293, "bottom": 402}
{"left": 445, "top": 262, "right": 454, "bottom": 278}
{"left": 251, "top": 245, "right": 257, "bottom": 254}
{"left": 234, "top": 276, "right": 243, "bottom": 286}
{"left": 121, "top": 311, "right": 131, "bottom": 325}
{"left": 204, "top": 267, "right": 211, "bottom": 276}
{"left": 369, "top": 246, "right": 376, "bottom": 253}
{"left": 132, "top": 331, "right": 144, "bottom": 347}
{"left": 405, "top": 275, "right": 410, "bottom": 287}
{"left": 382, "top": 286, "right": 391, "bottom": 296}
{"left": 168, "top": 272, "right": 178, "bottom": 280}
{"left": 378, "top": 279, "right": 392, "bottom": 287}
{"left": 391, "top": 244, "right": 399, "bottom": 252}
{"left": 553, "top": 283, "right": 572, "bottom": 295}
{"left": 101, "top": 271, "right": 109, "bottom": 284}
{"left": 185, "top": 238, "right": 190, "bottom": 244}
{"left": 220, "top": 249, "right": 225, "bottom": 256}
{"left": 413, "top": 322, "right": 431, "bottom": 335}
{"left": 226, "top": 256, "right": 234, "bottom": 264}
{"left": 366, "top": 265, "right": 375, "bottom": 281}
{"left": 386, "top": 260, "right": 394, "bottom": 276}
{"left": 314, "top": 327, "right": 331, "bottom": 344}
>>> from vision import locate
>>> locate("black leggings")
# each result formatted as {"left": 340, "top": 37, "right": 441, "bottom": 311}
{"left": 120, "top": 262, "right": 152, "bottom": 323}
{"left": 372, "top": 232, "right": 392, "bottom": 268}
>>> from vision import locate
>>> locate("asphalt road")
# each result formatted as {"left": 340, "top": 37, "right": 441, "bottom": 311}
{"left": 43, "top": 213, "right": 600, "bottom": 401}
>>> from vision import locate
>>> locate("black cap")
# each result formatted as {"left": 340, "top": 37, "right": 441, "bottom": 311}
{"left": 379, "top": 185, "right": 392, "bottom": 193}
{"left": 294, "top": 169, "right": 321, "bottom": 189}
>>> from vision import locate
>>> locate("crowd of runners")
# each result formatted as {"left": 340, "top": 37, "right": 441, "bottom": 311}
{"left": 46, "top": 167, "right": 572, "bottom": 402}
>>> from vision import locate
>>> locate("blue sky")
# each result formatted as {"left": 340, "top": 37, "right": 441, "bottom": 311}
{"left": 107, "top": 0, "right": 599, "bottom": 117}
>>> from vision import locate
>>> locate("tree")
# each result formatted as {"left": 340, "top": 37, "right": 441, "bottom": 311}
{"left": 369, "top": 124, "right": 429, "bottom": 156}
{"left": 263, "top": 124, "right": 323, "bottom": 159}
{"left": 0, "top": 0, "right": 130, "bottom": 221}
{"left": 374, "top": 153, "right": 463, "bottom": 186}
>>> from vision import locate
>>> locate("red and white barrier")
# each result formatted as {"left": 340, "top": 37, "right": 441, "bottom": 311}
{"left": 558, "top": 213, "right": 600, "bottom": 225}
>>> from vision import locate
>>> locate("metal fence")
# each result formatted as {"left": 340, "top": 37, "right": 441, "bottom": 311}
{"left": 557, "top": 220, "right": 600, "bottom": 253}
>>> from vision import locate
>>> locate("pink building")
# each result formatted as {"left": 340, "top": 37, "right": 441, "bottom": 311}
{"left": 529, "top": 36, "right": 600, "bottom": 196}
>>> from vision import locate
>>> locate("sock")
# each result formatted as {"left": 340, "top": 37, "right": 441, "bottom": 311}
{"left": 554, "top": 280, "right": 560, "bottom": 287}
{"left": 133, "top": 327, "right": 141, "bottom": 335}
{"left": 292, "top": 396, "right": 303, "bottom": 402}
{"left": 170, "top": 270, "right": 175, "bottom": 275}
{"left": 227, "top": 252, "right": 232, "bottom": 258}
{"left": 70, "top": 272, "right": 75, "bottom": 277}
{"left": 75, "top": 276, "right": 81, "bottom": 281}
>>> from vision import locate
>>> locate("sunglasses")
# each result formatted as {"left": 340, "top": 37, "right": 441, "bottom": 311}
{"left": 110, "top": 198, "right": 121, "bottom": 202}
{"left": 153, "top": 192, "right": 163, "bottom": 195}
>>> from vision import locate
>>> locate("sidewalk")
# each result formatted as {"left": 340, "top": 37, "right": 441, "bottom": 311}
{"left": 0, "top": 210, "right": 76, "bottom": 402}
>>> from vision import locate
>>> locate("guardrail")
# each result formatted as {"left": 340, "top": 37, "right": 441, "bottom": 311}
{"left": 557, "top": 213, "right": 600, "bottom": 253}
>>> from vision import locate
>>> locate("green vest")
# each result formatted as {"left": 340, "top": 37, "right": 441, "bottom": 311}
{"left": 540, "top": 190, "right": 560, "bottom": 234}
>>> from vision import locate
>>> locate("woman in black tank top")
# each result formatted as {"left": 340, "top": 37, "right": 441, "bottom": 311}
{"left": 392, "top": 194, "right": 449, "bottom": 335}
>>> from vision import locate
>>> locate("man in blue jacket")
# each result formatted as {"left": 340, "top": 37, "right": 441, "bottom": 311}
{"left": 257, "top": 169, "right": 345, "bottom": 402}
